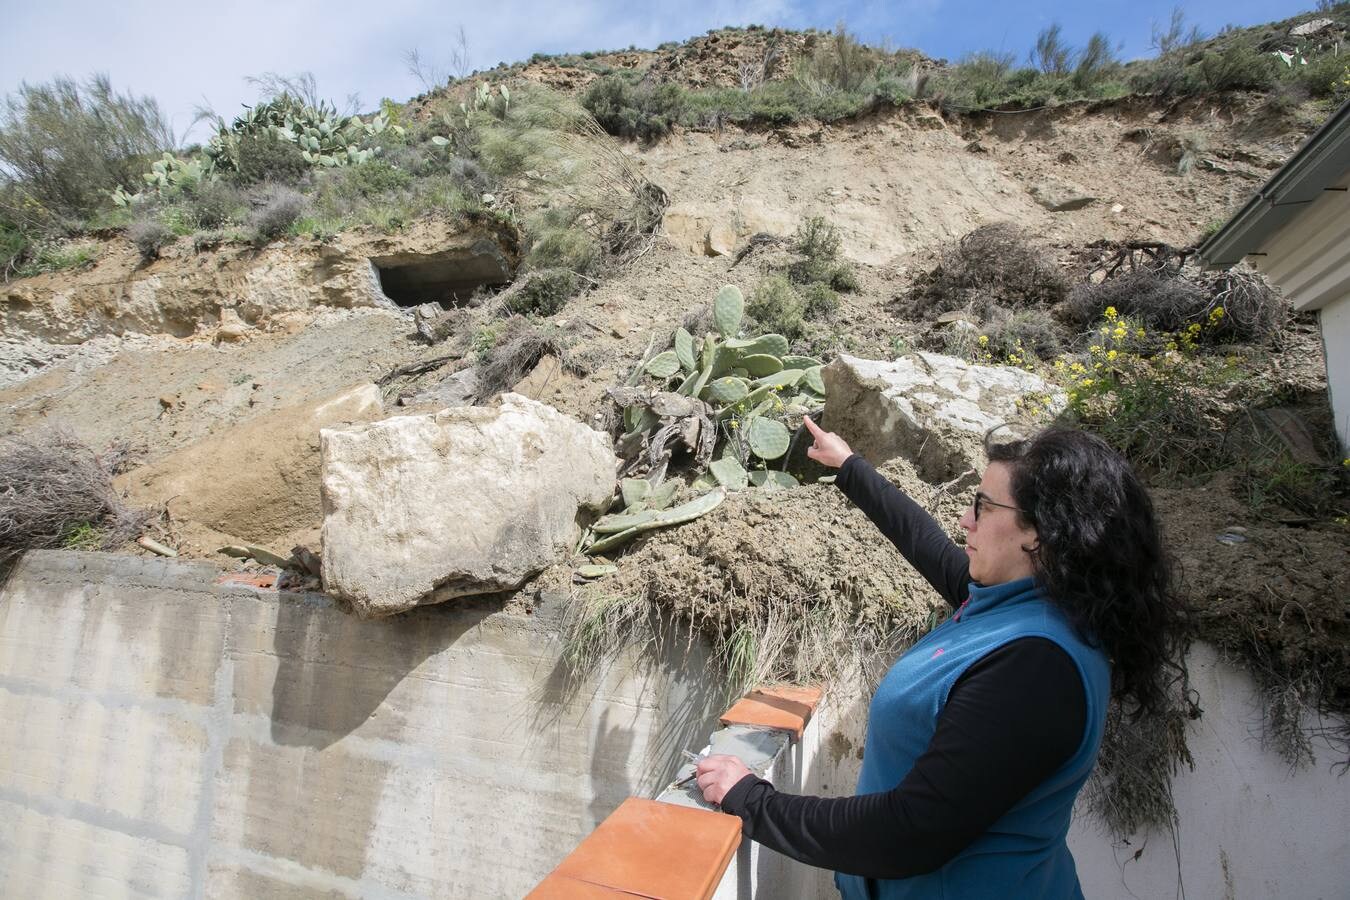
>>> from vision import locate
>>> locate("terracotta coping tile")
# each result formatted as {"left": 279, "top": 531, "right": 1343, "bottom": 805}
{"left": 526, "top": 873, "right": 630, "bottom": 898}
{"left": 527, "top": 797, "right": 741, "bottom": 900}
{"left": 214, "top": 572, "right": 279, "bottom": 590}
{"left": 718, "top": 684, "right": 823, "bottom": 741}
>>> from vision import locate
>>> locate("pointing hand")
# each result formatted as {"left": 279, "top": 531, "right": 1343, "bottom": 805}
{"left": 803, "top": 416, "right": 853, "bottom": 469}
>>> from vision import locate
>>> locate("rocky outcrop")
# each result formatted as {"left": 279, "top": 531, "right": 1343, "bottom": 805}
{"left": 822, "top": 353, "right": 1065, "bottom": 481}
{"left": 320, "top": 393, "right": 617, "bottom": 617}
{"left": 0, "top": 218, "right": 519, "bottom": 346}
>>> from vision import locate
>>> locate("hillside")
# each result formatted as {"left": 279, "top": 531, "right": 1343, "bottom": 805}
{"left": 1, "top": 9, "right": 1347, "bottom": 794}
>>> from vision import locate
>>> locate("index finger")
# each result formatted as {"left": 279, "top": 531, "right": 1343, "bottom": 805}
{"left": 802, "top": 416, "right": 825, "bottom": 437}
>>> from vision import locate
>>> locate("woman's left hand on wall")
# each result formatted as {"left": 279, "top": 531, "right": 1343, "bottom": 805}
{"left": 696, "top": 754, "right": 752, "bottom": 804}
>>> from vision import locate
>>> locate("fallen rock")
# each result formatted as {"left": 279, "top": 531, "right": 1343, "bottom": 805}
{"left": 512, "top": 354, "right": 565, "bottom": 400}
{"left": 320, "top": 393, "right": 617, "bottom": 617}
{"left": 705, "top": 222, "right": 737, "bottom": 257}
{"left": 822, "top": 353, "right": 1065, "bottom": 481}
{"left": 1029, "top": 180, "right": 1095, "bottom": 212}
{"left": 404, "top": 367, "right": 479, "bottom": 408}
{"left": 215, "top": 308, "right": 251, "bottom": 343}
{"left": 119, "top": 383, "right": 384, "bottom": 544}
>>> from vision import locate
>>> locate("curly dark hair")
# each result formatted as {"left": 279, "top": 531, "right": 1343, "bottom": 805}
{"left": 986, "top": 427, "right": 1187, "bottom": 718}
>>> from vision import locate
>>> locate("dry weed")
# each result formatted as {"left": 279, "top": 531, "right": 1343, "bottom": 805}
{"left": 907, "top": 223, "right": 1068, "bottom": 318}
{"left": 0, "top": 428, "right": 150, "bottom": 562}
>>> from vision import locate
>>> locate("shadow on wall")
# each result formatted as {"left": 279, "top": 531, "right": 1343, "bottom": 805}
{"left": 267, "top": 592, "right": 505, "bottom": 750}
{"left": 527, "top": 601, "right": 725, "bottom": 828}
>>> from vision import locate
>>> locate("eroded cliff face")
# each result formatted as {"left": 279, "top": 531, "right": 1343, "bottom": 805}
{"left": 1, "top": 217, "right": 519, "bottom": 348}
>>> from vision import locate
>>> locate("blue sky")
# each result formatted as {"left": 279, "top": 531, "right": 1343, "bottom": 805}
{"left": 0, "top": 1, "right": 1317, "bottom": 144}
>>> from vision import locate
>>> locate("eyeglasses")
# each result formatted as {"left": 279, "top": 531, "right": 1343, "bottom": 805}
{"left": 972, "top": 491, "right": 1024, "bottom": 522}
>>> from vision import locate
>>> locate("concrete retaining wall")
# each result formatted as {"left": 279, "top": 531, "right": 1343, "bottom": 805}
{"left": 0, "top": 551, "right": 721, "bottom": 899}
{"left": 4, "top": 550, "right": 1347, "bottom": 898}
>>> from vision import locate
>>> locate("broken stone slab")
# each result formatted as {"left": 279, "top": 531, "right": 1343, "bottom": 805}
{"left": 821, "top": 353, "right": 1065, "bottom": 481}
{"left": 404, "top": 367, "right": 479, "bottom": 408}
{"left": 320, "top": 393, "right": 617, "bottom": 617}
{"left": 1029, "top": 180, "right": 1095, "bottom": 212}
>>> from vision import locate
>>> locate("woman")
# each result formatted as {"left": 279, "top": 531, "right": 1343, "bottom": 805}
{"left": 695, "top": 419, "right": 1183, "bottom": 899}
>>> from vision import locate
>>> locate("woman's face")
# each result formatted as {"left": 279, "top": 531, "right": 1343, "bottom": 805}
{"left": 958, "top": 462, "right": 1039, "bottom": 586}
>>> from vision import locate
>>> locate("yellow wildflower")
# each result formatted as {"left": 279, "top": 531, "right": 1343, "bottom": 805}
{"left": 1080, "top": 378, "right": 1095, "bottom": 388}
{"left": 1089, "top": 345, "right": 1103, "bottom": 355}
{"left": 1136, "top": 328, "right": 1146, "bottom": 339}
{"left": 978, "top": 335, "right": 989, "bottom": 346}
{"left": 1105, "top": 306, "right": 1118, "bottom": 321}
{"left": 1106, "top": 350, "right": 1118, "bottom": 361}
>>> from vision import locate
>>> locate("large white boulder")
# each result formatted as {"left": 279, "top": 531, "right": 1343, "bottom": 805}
{"left": 320, "top": 393, "right": 617, "bottom": 617}
{"left": 823, "top": 353, "right": 1065, "bottom": 481}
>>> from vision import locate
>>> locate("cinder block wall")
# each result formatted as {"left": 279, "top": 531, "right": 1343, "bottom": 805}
{"left": 0, "top": 551, "right": 722, "bottom": 899}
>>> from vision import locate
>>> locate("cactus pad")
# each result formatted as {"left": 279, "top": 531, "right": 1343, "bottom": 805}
{"left": 710, "top": 457, "right": 749, "bottom": 489}
{"left": 645, "top": 351, "right": 681, "bottom": 379}
{"left": 725, "top": 333, "right": 790, "bottom": 358}
{"left": 674, "top": 328, "right": 697, "bottom": 372}
{"left": 740, "top": 354, "right": 784, "bottom": 377}
{"left": 713, "top": 285, "right": 744, "bottom": 338}
{"left": 746, "top": 417, "right": 791, "bottom": 460}
{"left": 750, "top": 471, "right": 799, "bottom": 490}
{"left": 706, "top": 377, "right": 751, "bottom": 404}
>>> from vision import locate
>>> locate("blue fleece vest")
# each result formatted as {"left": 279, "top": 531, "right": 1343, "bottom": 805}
{"left": 835, "top": 578, "right": 1110, "bottom": 900}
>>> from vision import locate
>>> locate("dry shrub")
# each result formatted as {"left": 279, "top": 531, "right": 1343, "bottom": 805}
{"left": 908, "top": 223, "right": 1068, "bottom": 317}
{"left": 247, "top": 184, "right": 304, "bottom": 242}
{"left": 472, "top": 318, "right": 583, "bottom": 401}
{"left": 0, "top": 429, "right": 150, "bottom": 562}
{"left": 1082, "top": 687, "right": 1199, "bottom": 838}
{"left": 1068, "top": 268, "right": 1287, "bottom": 344}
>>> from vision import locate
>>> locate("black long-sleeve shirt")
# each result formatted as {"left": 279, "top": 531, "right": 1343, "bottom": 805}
{"left": 719, "top": 454, "right": 1086, "bottom": 879}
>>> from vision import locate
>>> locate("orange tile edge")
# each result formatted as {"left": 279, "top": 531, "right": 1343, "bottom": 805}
{"left": 718, "top": 684, "right": 823, "bottom": 740}
{"left": 530, "top": 797, "right": 741, "bottom": 900}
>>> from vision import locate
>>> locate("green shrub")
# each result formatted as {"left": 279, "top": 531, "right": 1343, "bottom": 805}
{"left": 525, "top": 209, "right": 600, "bottom": 274}
{"left": 748, "top": 273, "right": 807, "bottom": 338}
{"left": 582, "top": 74, "right": 686, "bottom": 142}
{"left": 248, "top": 185, "right": 304, "bottom": 242}
{"left": 1033, "top": 25, "right": 1073, "bottom": 74}
{"left": 127, "top": 219, "right": 173, "bottom": 260}
{"left": 339, "top": 159, "right": 412, "bottom": 197}
{"left": 1239, "top": 451, "right": 1347, "bottom": 519}
{"left": 798, "top": 25, "right": 880, "bottom": 92}
{"left": 789, "top": 216, "right": 857, "bottom": 291}
{"left": 1, "top": 216, "right": 30, "bottom": 277}
{"left": 228, "top": 133, "right": 311, "bottom": 185}
{"left": 1072, "top": 32, "right": 1120, "bottom": 91}
{"left": 982, "top": 308, "right": 1062, "bottom": 361}
{"left": 16, "top": 240, "right": 99, "bottom": 276}
{"left": 1193, "top": 41, "right": 1279, "bottom": 92}
{"left": 505, "top": 269, "right": 578, "bottom": 317}
{"left": 179, "top": 179, "right": 248, "bottom": 229}
{"left": 800, "top": 281, "right": 841, "bottom": 319}
{"left": 0, "top": 74, "right": 174, "bottom": 221}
